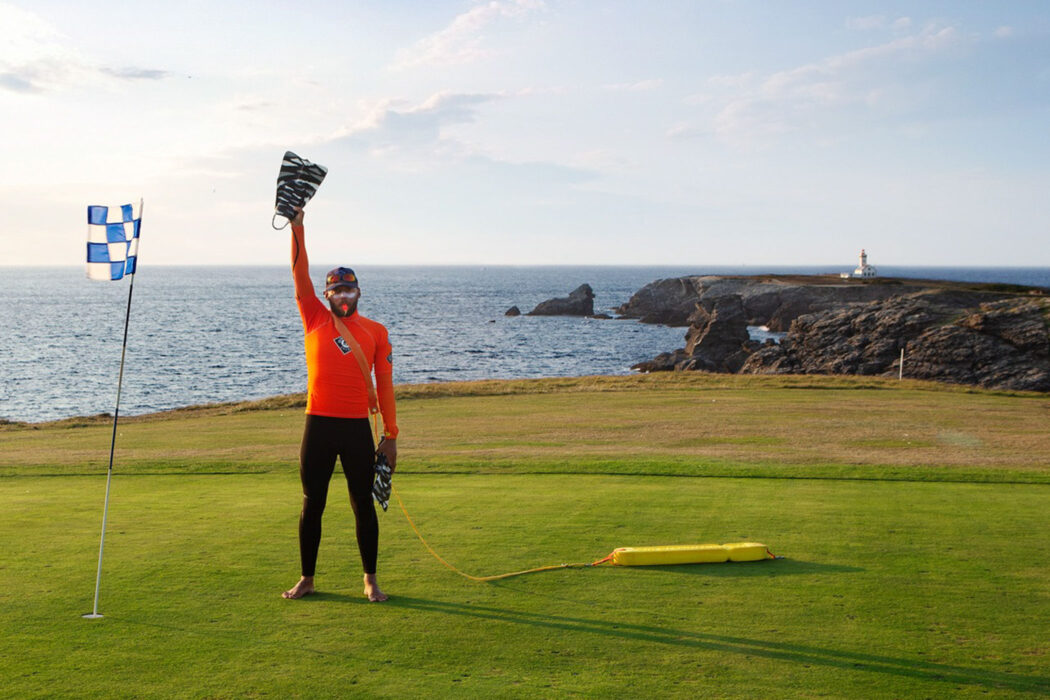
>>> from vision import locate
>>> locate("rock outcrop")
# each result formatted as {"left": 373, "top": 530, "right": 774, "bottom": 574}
{"left": 528, "top": 284, "right": 595, "bottom": 316}
{"left": 628, "top": 275, "right": 1050, "bottom": 392}
{"left": 617, "top": 275, "right": 933, "bottom": 329}
{"left": 614, "top": 277, "right": 709, "bottom": 325}
{"left": 505, "top": 306, "right": 521, "bottom": 316}
{"left": 900, "top": 298, "right": 1050, "bottom": 391}
{"left": 740, "top": 294, "right": 1050, "bottom": 391}
{"left": 633, "top": 295, "right": 754, "bottom": 372}
{"left": 739, "top": 291, "right": 968, "bottom": 376}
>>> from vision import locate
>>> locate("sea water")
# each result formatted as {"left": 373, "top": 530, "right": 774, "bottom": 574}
{"left": 1, "top": 265, "right": 1047, "bottom": 423}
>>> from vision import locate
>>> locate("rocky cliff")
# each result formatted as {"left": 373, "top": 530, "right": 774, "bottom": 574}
{"left": 627, "top": 275, "right": 1050, "bottom": 392}
{"left": 618, "top": 275, "right": 938, "bottom": 329}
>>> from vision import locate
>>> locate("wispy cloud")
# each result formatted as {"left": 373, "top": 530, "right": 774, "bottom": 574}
{"left": 334, "top": 91, "right": 503, "bottom": 157}
{"left": 0, "top": 3, "right": 168, "bottom": 93}
{"left": 678, "top": 22, "right": 968, "bottom": 147}
{"left": 844, "top": 15, "right": 911, "bottom": 32}
{"left": 847, "top": 15, "right": 911, "bottom": 32}
{"left": 100, "top": 67, "right": 170, "bottom": 81}
{"left": 322, "top": 89, "right": 596, "bottom": 189}
{"left": 603, "top": 79, "right": 663, "bottom": 92}
{"left": 391, "top": 0, "right": 543, "bottom": 70}
{"left": 0, "top": 72, "right": 37, "bottom": 93}
{"left": 666, "top": 122, "right": 707, "bottom": 140}
{"left": 847, "top": 15, "right": 888, "bottom": 31}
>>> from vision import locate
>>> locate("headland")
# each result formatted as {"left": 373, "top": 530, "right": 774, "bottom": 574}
{"left": 621, "top": 274, "right": 1050, "bottom": 392}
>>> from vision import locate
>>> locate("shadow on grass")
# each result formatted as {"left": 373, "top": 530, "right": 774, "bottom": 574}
{"left": 482, "top": 559, "right": 861, "bottom": 612}
{"left": 640, "top": 558, "right": 863, "bottom": 577}
{"left": 296, "top": 591, "right": 361, "bottom": 603}
{"left": 388, "top": 597, "right": 1050, "bottom": 694}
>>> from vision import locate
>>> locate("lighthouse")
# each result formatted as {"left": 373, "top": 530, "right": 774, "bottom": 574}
{"left": 841, "top": 250, "right": 878, "bottom": 279}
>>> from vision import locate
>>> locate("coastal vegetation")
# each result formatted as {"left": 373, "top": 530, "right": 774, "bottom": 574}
{"left": 2, "top": 374, "right": 1048, "bottom": 696}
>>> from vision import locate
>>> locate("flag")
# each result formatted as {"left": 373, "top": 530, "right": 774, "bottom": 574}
{"left": 86, "top": 201, "right": 141, "bottom": 281}
{"left": 82, "top": 200, "right": 142, "bottom": 619}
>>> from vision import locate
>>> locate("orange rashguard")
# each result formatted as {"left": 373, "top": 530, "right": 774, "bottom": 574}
{"left": 290, "top": 223, "right": 399, "bottom": 439}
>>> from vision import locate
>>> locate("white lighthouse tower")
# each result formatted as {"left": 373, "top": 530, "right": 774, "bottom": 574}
{"left": 854, "top": 249, "right": 877, "bottom": 277}
{"left": 841, "top": 249, "right": 878, "bottom": 279}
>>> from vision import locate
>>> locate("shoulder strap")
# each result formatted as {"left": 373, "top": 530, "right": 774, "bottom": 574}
{"left": 330, "top": 312, "right": 379, "bottom": 415}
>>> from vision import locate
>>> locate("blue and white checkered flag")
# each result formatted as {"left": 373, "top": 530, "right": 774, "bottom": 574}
{"left": 86, "top": 201, "right": 142, "bottom": 281}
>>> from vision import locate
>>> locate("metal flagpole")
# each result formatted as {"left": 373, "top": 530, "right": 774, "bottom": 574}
{"left": 84, "top": 200, "right": 141, "bottom": 620}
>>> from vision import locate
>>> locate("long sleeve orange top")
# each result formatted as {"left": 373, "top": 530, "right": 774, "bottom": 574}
{"left": 290, "top": 223, "right": 398, "bottom": 439}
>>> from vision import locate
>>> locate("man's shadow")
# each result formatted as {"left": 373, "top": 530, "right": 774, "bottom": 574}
{"left": 383, "top": 585, "right": 1048, "bottom": 695}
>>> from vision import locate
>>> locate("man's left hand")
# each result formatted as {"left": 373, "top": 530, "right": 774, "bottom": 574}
{"left": 378, "top": 438, "right": 397, "bottom": 472}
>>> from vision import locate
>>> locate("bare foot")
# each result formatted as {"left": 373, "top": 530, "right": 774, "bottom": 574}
{"left": 282, "top": 576, "right": 315, "bottom": 599}
{"left": 363, "top": 573, "right": 388, "bottom": 602}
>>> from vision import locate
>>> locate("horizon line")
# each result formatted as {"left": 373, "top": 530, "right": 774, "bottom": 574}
{"left": 4, "top": 262, "right": 1050, "bottom": 270}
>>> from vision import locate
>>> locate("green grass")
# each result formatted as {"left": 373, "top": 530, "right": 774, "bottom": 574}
{"left": 2, "top": 375, "right": 1049, "bottom": 697}
{"left": 3, "top": 374, "right": 1049, "bottom": 482}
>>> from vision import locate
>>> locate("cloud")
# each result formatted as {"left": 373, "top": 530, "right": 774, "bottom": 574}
{"left": 392, "top": 0, "right": 543, "bottom": 70}
{"left": 231, "top": 98, "right": 276, "bottom": 113}
{"left": 100, "top": 67, "right": 170, "bottom": 81}
{"left": 705, "top": 72, "right": 757, "bottom": 89}
{"left": 513, "top": 85, "right": 570, "bottom": 97}
{"left": 0, "top": 60, "right": 77, "bottom": 93}
{"left": 0, "top": 60, "right": 169, "bottom": 93}
{"left": 1, "top": 3, "right": 61, "bottom": 56}
{"left": 0, "top": 72, "right": 36, "bottom": 93}
{"left": 0, "top": 4, "right": 168, "bottom": 93}
{"left": 336, "top": 92, "right": 503, "bottom": 152}
{"left": 666, "top": 122, "right": 706, "bottom": 140}
{"left": 682, "top": 22, "right": 969, "bottom": 147}
{"left": 994, "top": 26, "right": 1014, "bottom": 39}
{"left": 602, "top": 78, "right": 663, "bottom": 92}
{"left": 847, "top": 15, "right": 887, "bottom": 31}
{"left": 847, "top": 15, "right": 911, "bottom": 32}
{"left": 314, "top": 89, "right": 597, "bottom": 196}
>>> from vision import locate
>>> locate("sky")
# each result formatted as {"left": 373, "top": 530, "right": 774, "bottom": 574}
{"left": 1, "top": 0, "right": 1048, "bottom": 267}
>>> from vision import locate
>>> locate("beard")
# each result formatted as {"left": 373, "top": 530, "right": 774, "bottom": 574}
{"left": 329, "top": 297, "right": 358, "bottom": 317}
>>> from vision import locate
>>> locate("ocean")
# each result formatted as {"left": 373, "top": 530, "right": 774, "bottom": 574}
{"left": 2, "top": 265, "right": 1048, "bottom": 424}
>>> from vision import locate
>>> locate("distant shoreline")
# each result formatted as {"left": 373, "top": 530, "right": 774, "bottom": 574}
{"left": 5, "top": 263, "right": 1050, "bottom": 272}
{"left": 5, "top": 266, "right": 1050, "bottom": 424}
{"left": 656, "top": 272, "right": 1050, "bottom": 292}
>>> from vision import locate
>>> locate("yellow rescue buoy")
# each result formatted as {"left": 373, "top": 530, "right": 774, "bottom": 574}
{"left": 609, "top": 542, "right": 772, "bottom": 566}
{"left": 722, "top": 542, "right": 769, "bottom": 562}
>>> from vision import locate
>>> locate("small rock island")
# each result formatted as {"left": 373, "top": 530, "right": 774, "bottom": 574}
{"left": 527, "top": 284, "right": 595, "bottom": 317}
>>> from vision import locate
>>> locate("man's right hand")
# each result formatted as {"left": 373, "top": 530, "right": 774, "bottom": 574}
{"left": 377, "top": 438, "right": 397, "bottom": 472}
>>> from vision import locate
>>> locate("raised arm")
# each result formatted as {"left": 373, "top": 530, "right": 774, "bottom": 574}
{"left": 289, "top": 208, "right": 314, "bottom": 302}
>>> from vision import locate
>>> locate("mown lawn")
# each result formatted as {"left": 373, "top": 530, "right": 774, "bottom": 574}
{"left": 1, "top": 375, "right": 1048, "bottom": 697}
{"left": 3, "top": 374, "right": 1049, "bottom": 482}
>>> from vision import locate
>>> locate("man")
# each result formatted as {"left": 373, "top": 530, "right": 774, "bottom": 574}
{"left": 282, "top": 208, "right": 398, "bottom": 602}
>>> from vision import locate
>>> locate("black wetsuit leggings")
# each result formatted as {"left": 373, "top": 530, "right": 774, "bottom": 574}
{"left": 298, "top": 415, "right": 378, "bottom": 576}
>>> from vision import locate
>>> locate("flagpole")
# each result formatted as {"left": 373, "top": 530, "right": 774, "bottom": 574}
{"left": 84, "top": 200, "right": 141, "bottom": 620}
